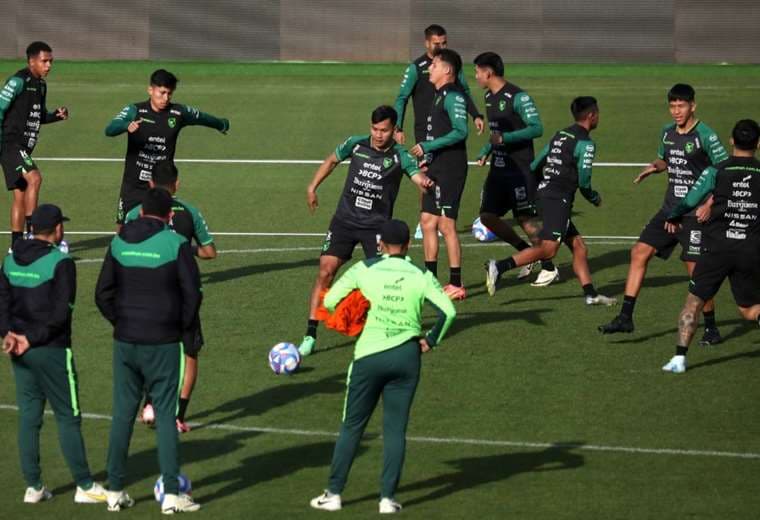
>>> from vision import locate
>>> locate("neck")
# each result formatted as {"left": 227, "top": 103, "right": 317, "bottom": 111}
{"left": 372, "top": 140, "right": 394, "bottom": 152}
{"left": 434, "top": 76, "right": 453, "bottom": 90}
{"left": 676, "top": 115, "right": 697, "bottom": 133}
{"left": 149, "top": 100, "right": 165, "bottom": 112}
{"left": 143, "top": 214, "right": 169, "bottom": 224}
{"left": 733, "top": 148, "right": 756, "bottom": 158}
{"left": 576, "top": 120, "right": 593, "bottom": 132}
{"left": 33, "top": 234, "right": 56, "bottom": 244}
{"left": 488, "top": 77, "right": 506, "bottom": 94}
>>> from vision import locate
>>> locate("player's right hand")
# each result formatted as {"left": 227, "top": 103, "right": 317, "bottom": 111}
{"left": 127, "top": 118, "right": 143, "bottom": 133}
{"left": 664, "top": 221, "right": 681, "bottom": 234}
{"left": 634, "top": 164, "right": 658, "bottom": 184}
{"left": 419, "top": 338, "right": 431, "bottom": 353}
{"left": 476, "top": 155, "right": 489, "bottom": 167}
{"left": 394, "top": 128, "right": 405, "bottom": 144}
{"left": 307, "top": 190, "right": 319, "bottom": 213}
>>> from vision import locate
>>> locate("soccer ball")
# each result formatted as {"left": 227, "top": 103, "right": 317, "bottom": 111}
{"left": 154, "top": 474, "right": 192, "bottom": 503}
{"left": 268, "top": 342, "right": 301, "bottom": 375}
{"left": 58, "top": 240, "right": 69, "bottom": 254}
{"left": 471, "top": 217, "right": 497, "bottom": 242}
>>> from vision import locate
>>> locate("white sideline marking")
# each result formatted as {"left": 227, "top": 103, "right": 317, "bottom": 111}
{"left": 0, "top": 404, "right": 756, "bottom": 460}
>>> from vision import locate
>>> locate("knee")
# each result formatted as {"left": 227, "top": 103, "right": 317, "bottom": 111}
{"left": 318, "top": 267, "right": 336, "bottom": 286}
{"left": 479, "top": 213, "right": 498, "bottom": 229}
{"left": 25, "top": 172, "right": 42, "bottom": 189}
{"left": 630, "top": 244, "right": 652, "bottom": 265}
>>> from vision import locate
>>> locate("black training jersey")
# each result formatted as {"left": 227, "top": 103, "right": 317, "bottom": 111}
{"left": 124, "top": 196, "right": 214, "bottom": 247}
{"left": 333, "top": 136, "right": 420, "bottom": 230}
{"left": 422, "top": 82, "right": 469, "bottom": 177}
{"left": 0, "top": 68, "right": 62, "bottom": 152}
{"left": 533, "top": 124, "right": 599, "bottom": 204}
{"left": 705, "top": 157, "right": 760, "bottom": 250}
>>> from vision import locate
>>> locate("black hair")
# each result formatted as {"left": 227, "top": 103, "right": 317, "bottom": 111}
{"left": 26, "top": 41, "right": 52, "bottom": 59}
{"left": 473, "top": 52, "right": 504, "bottom": 77}
{"left": 433, "top": 48, "right": 462, "bottom": 78}
{"left": 371, "top": 105, "right": 398, "bottom": 126}
{"left": 142, "top": 187, "right": 173, "bottom": 218}
{"left": 571, "top": 96, "right": 598, "bottom": 121}
{"left": 668, "top": 83, "right": 695, "bottom": 103}
{"left": 424, "top": 24, "right": 446, "bottom": 39}
{"left": 152, "top": 161, "right": 179, "bottom": 188}
{"left": 732, "top": 119, "right": 760, "bottom": 151}
{"left": 150, "top": 69, "right": 178, "bottom": 90}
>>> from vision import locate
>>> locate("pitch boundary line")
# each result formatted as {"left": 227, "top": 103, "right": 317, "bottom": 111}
{"left": 0, "top": 404, "right": 756, "bottom": 460}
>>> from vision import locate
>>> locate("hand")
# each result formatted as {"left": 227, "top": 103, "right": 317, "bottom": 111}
{"left": 220, "top": 118, "right": 230, "bottom": 134}
{"left": 489, "top": 132, "right": 503, "bottom": 146}
{"left": 306, "top": 189, "right": 319, "bottom": 213}
{"left": 664, "top": 221, "right": 681, "bottom": 234}
{"left": 2, "top": 334, "right": 17, "bottom": 355}
{"left": 474, "top": 116, "right": 485, "bottom": 135}
{"left": 127, "top": 118, "right": 143, "bottom": 133}
{"left": 394, "top": 128, "right": 405, "bottom": 144}
{"left": 7, "top": 332, "right": 30, "bottom": 356}
{"left": 56, "top": 106, "right": 69, "bottom": 120}
{"left": 410, "top": 143, "right": 424, "bottom": 158}
{"left": 696, "top": 196, "right": 713, "bottom": 223}
{"left": 634, "top": 164, "right": 658, "bottom": 184}
{"left": 419, "top": 338, "right": 431, "bottom": 353}
{"left": 476, "top": 155, "right": 489, "bottom": 167}
{"left": 413, "top": 173, "right": 434, "bottom": 191}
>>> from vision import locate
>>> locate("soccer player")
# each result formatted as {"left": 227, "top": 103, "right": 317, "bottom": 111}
{"left": 0, "top": 204, "right": 106, "bottom": 505}
{"left": 485, "top": 97, "right": 616, "bottom": 306}
{"left": 298, "top": 106, "right": 432, "bottom": 357}
{"left": 661, "top": 119, "right": 760, "bottom": 373}
{"left": 599, "top": 84, "right": 729, "bottom": 341}
{"left": 0, "top": 42, "right": 68, "bottom": 249}
{"left": 309, "top": 219, "right": 456, "bottom": 514}
{"left": 472, "top": 51, "right": 559, "bottom": 286}
{"left": 105, "top": 69, "right": 229, "bottom": 227}
{"left": 95, "top": 189, "right": 202, "bottom": 513}
{"left": 409, "top": 49, "right": 470, "bottom": 299}
{"left": 125, "top": 161, "right": 215, "bottom": 432}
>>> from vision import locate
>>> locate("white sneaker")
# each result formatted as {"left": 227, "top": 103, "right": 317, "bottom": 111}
{"left": 414, "top": 222, "right": 423, "bottom": 240}
{"left": 379, "top": 497, "right": 403, "bottom": 514}
{"left": 485, "top": 260, "right": 499, "bottom": 297}
{"left": 106, "top": 490, "right": 135, "bottom": 512}
{"left": 517, "top": 261, "right": 539, "bottom": 280}
{"left": 531, "top": 267, "right": 560, "bottom": 287}
{"left": 24, "top": 485, "right": 52, "bottom": 503}
{"left": 585, "top": 294, "right": 617, "bottom": 306}
{"left": 74, "top": 482, "right": 107, "bottom": 503}
{"left": 662, "top": 355, "right": 686, "bottom": 374}
{"left": 161, "top": 493, "right": 201, "bottom": 514}
{"left": 310, "top": 490, "right": 342, "bottom": 511}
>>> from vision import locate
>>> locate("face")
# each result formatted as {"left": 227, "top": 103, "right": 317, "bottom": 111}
{"left": 370, "top": 118, "right": 395, "bottom": 149}
{"left": 474, "top": 65, "right": 491, "bottom": 89}
{"left": 428, "top": 56, "right": 450, "bottom": 85}
{"left": 425, "top": 34, "right": 447, "bottom": 55}
{"left": 669, "top": 99, "right": 696, "bottom": 127}
{"left": 54, "top": 222, "right": 64, "bottom": 243}
{"left": 28, "top": 51, "right": 53, "bottom": 78}
{"left": 148, "top": 85, "right": 174, "bottom": 110}
{"left": 589, "top": 109, "right": 600, "bottom": 130}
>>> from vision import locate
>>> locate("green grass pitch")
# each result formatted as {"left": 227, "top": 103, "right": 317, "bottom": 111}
{"left": 0, "top": 61, "right": 758, "bottom": 518}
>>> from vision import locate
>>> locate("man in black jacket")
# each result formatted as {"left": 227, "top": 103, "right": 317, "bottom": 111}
{"left": 95, "top": 188, "right": 202, "bottom": 513}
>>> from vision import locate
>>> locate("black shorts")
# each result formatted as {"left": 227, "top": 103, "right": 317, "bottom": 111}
{"left": 638, "top": 210, "right": 703, "bottom": 261}
{"left": 1, "top": 146, "right": 38, "bottom": 190}
{"left": 182, "top": 319, "right": 205, "bottom": 357}
{"left": 421, "top": 167, "right": 468, "bottom": 220}
{"left": 537, "top": 196, "right": 579, "bottom": 242}
{"left": 115, "top": 193, "right": 144, "bottom": 224}
{"left": 321, "top": 218, "right": 380, "bottom": 261}
{"left": 689, "top": 248, "right": 760, "bottom": 307}
{"left": 480, "top": 169, "right": 537, "bottom": 219}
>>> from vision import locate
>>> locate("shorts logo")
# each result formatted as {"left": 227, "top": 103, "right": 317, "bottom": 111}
{"left": 690, "top": 230, "right": 702, "bottom": 245}
{"left": 19, "top": 150, "right": 33, "bottom": 168}
{"left": 499, "top": 100, "right": 506, "bottom": 111}
{"left": 514, "top": 186, "right": 527, "bottom": 201}
{"left": 684, "top": 142, "right": 695, "bottom": 154}
{"left": 383, "top": 157, "right": 393, "bottom": 169}
{"left": 168, "top": 117, "right": 177, "bottom": 128}
{"left": 322, "top": 231, "right": 332, "bottom": 252}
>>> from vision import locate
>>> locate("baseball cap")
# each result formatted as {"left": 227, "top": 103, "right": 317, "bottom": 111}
{"left": 31, "top": 204, "right": 69, "bottom": 231}
{"left": 380, "top": 219, "right": 410, "bottom": 245}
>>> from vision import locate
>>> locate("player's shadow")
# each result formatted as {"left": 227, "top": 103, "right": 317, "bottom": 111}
{"left": 595, "top": 275, "right": 689, "bottom": 297}
{"left": 605, "top": 318, "right": 751, "bottom": 345}
{"left": 68, "top": 235, "right": 113, "bottom": 256}
{"left": 443, "top": 308, "right": 553, "bottom": 339}
{"left": 687, "top": 345, "right": 760, "bottom": 372}
{"left": 343, "top": 442, "right": 584, "bottom": 509}
{"left": 202, "top": 258, "right": 316, "bottom": 284}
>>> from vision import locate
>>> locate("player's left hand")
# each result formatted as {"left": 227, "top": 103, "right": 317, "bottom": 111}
{"left": 414, "top": 173, "right": 434, "bottom": 191}
{"left": 489, "top": 132, "right": 503, "bottom": 146}
{"left": 2, "top": 334, "right": 16, "bottom": 355}
{"left": 419, "top": 338, "right": 431, "bottom": 353}
{"left": 56, "top": 106, "right": 69, "bottom": 120}
{"left": 664, "top": 221, "right": 681, "bottom": 234}
{"left": 474, "top": 116, "right": 485, "bottom": 135}
{"left": 306, "top": 190, "right": 319, "bottom": 213}
{"left": 410, "top": 144, "right": 424, "bottom": 157}
{"left": 476, "top": 155, "right": 489, "bottom": 167}
{"left": 8, "top": 332, "right": 29, "bottom": 356}
{"left": 696, "top": 196, "right": 713, "bottom": 223}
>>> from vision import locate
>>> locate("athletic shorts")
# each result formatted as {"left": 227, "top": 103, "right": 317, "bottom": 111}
{"left": 115, "top": 193, "right": 144, "bottom": 225}
{"left": 421, "top": 167, "right": 468, "bottom": 220}
{"left": 182, "top": 319, "right": 205, "bottom": 358}
{"left": 480, "top": 168, "right": 537, "bottom": 219}
{"left": 1, "top": 146, "right": 37, "bottom": 190}
{"left": 537, "top": 196, "right": 579, "bottom": 243}
{"left": 689, "top": 248, "right": 760, "bottom": 307}
{"left": 638, "top": 210, "right": 703, "bottom": 261}
{"left": 321, "top": 218, "right": 380, "bottom": 261}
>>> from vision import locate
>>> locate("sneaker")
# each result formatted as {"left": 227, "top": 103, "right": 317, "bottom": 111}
{"left": 379, "top": 497, "right": 403, "bottom": 514}
{"left": 531, "top": 267, "right": 560, "bottom": 287}
{"left": 598, "top": 314, "right": 634, "bottom": 334}
{"left": 662, "top": 355, "right": 686, "bottom": 374}
{"left": 585, "top": 294, "right": 617, "bottom": 306}
{"left": 74, "top": 482, "right": 107, "bottom": 504}
{"left": 699, "top": 327, "right": 722, "bottom": 346}
{"left": 485, "top": 260, "right": 499, "bottom": 297}
{"left": 24, "top": 485, "right": 53, "bottom": 503}
{"left": 517, "top": 261, "right": 539, "bottom": 280}
{"left": 161, "top": 493, "right": 201, "bottom": 514}
{"left": 298, "top": 335, "right": 316, "bottom": 357}
{"left": 176, "top": 419, "right": 191, "bottom": 434}
{"left": 141, "top": 403, "right": 155, "bottom": 426}
{"left": 414, "top": 222, "right": 423, "bottom": 240}
{"left": 106, "top": 490, "right": 134, "bottom": 512}
{"left": 310, "top": 490, "right": 342, "bottom": 511}
{"left": 443, "top": 284, "right": 466, "bottom": 301}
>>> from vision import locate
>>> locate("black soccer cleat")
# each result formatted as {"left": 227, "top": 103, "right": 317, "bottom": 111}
{"left": 598, "top": 314, "right": 634, "bottom": 334}
{"left": 699, "top": 327, "right": 723, "bottom": 347}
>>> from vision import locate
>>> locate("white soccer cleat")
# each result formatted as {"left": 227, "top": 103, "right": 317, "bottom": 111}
{"left": 74, "top": 482, "right": 107, "bottom": 503}
{"left": 310, "top": 490, "right": 342, "bottom": 511}
{"left": 585, "top": 294, "right": 617, "bottom": 306}
{"left": 485, "top": 260, "right": 499, "bottom": 297}
{"left": 379, "top": 497, "right": 403, "bottom": 514}
{"left": 161, "top": 493, "right": 201, "bottom": 514}
{"left": 106, "top": 490, "right": 135, "bottom": 512}
{"left": 24, "top": 485, "right": 52, "bottom": 503}
{"left": 662, "top": 355, "right": 686, "bottom": 374}
{"left": 531, "top": 267, "right": 560, "bottom": 287}
{"left": 414, "top": 222, "right": 423, "bottom": 240}
{"left": 517, "top": 260, "right": 539, "bottom": 280}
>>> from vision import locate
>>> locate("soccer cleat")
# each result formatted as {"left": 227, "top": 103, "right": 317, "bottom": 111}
{"left": 310, "top": 490, "right": 342, "bottom": 511}
{"left": 485, "top": 260, "right": 499, "bottom": 296}
{"left": 141, "top": 403, "right": 155, "bottom": 426}
{"left": 598, "top": 314, "right": 635, "bottom": 334}
{"left": 414, "top": 222, "right": 423, "bottom": 240}
{"left": 24, "top": 485, "right": 53, "bottom": 503}
{"left": 516, "top": 260, "right": 539, "bottom": 280}
{"left": 531, "top": 267, "right": 560, "bottom": 287}
{"left": 106, "top": 490, "right": 134, "bottom": 512}
{"left": 298, "top": 335, "right": 316, "bottom": 357}
{"left": 161, "top": 493, "right": 201, "bottom": 514}
{"left": 176, "top": 419, "right": 191, "bottom": 434}
{"left": 74, "top": 482, "right": 108, "bottom": 504}
{"left": 662, "top": 355, "right": 686, "bottom": 374}
{"left": 443, "top": 284, "right": 466, "bottom": 301}
{"left": 379, "top": 497, "right": 403, "bottom": 514}
{"left": 699, "top": 327, "right": 723, "bottom": 347}
{"left": 585, "top": 294, "right": 617, "bottom": 306}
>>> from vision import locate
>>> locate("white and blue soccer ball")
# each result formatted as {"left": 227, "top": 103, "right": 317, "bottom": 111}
{"left": 154, "top": 474, "right": 192, "bottom": 503}
{"left": 268, "top": 342, "right": 301, "bottom": 375}
{"left": 471, "top": 217, "right": 497, "bottom": 242}
{"left": 57, "top": 240, "right": 69, "bottom": 254}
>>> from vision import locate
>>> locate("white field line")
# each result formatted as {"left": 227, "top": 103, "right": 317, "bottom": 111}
{"left": 0, "top": 404, "right": 757, "bottom": 460}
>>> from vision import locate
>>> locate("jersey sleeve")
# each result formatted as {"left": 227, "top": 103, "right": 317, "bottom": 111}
{"left": 476, "top": 142, "right": 492, "bottom": 161}
{"left": 530, "top": 142, "right": 550, "bottom": 173}
{"left": 104, "top": 104, "right": 138, "bottom": 137}
{"left": 179, "top": 104, "right": 229, "bottom": 133}
{"left": 423, "top": 271, "right": 456, "bottom": 347}
{"left": 124, "top": 204, "right": 141, "bottom": 223}
{"left": 190, "top": 206, "right": 214, "bottom": 246}
{"left": 667, "top": 166, "right": 718, "bottom": 220}
{"left": 334, "top": 135, "right": 367, "bottom": 162}
{"left": 575, "top": 139, "right": 600, "bottom": 204}
{"left": 393, "top": 64, "right": 418, "bottom": 131}
{"left": 0, "top": 76, "right": 24, "bottom": 146}
{"left": 324, "top": 261, "right": 363, "bottom": 312}
{"left": 455, "top": 69, "right": 483, "bottom": 120}
{"left": 397, "top": 147, "right": 421, "bottom": 177}
{"left": 697, "top": 124, "right": 729, "bottom": 165}
{"left": 502, "top": 93, "right": 543, "bottom": 144}
{"left": 420, "top": 93, "right": 469, "bottom": 153}
{"left": 656, "top": 124, "right": 672, "bottom": 160}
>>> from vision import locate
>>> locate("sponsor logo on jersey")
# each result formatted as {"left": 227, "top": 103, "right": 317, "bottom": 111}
{"left": 168, "top": 117, "right": 176, "bottom": 128}
{"left": 499, "top": 100, "right": 506, "bottom": 111}
{"left": 383, "top": 157, "right": 393, "bottom": 169}
{"left": 684, "top": 142, "right": 695, "bottom": 154}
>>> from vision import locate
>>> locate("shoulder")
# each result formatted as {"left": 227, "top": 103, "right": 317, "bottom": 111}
{"left": 338, "top": 135, "right": 370, "bottom": 151}
{"left": 175, "top": 197, "right": 203, "bottom": 217}
{"left": 2, "top": 73, "right": 25, "bottom": 93}
{"left": 414, "top": 54, "right": 429, "bottom": 67}
{"left": 362, "top": 256, "right": 385, "bottom": 269}
{"left": 660, "top": 122, "right": 676, "bottom": 136}
{"left": 695, "top": 121, "right": 721, "bottom": 141}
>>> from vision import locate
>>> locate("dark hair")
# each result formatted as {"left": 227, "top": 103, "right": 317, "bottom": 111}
{"left": 152, "top": 161, "right": 179, "bottom": 188}
{"left": 424, "top": 24, "right": 446, "bottom": 39}
{"left": 142, "top": 187, "right": 173, "bottom": 218}
{"left": 732, "top": 119, "right": 760, "bottom": 151}
{"left": 150, "top": 69, "right": 178, "bottom": 90}
{"left": 26, "top": 41, "right": 52, "bottom": 59}
{"left": 371, "top": 105, "right": 398, "bottom": 126}
{"left": 571, "top": 96, "right": 598, "bottom": 120}
{"left": 433, "top": 48, "right": 462, "bottom": 78}
{"left": 668, "top": 83, "right": 695, "bottom": 103}
{"left": 473, "top": 52, "right": 504, "bottom": 77}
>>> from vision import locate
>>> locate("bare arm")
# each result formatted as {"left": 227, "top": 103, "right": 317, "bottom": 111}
{"left": 307, "top": 153, "right": 341, "bottom": 213}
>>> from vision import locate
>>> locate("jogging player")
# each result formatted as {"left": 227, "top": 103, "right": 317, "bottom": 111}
{"left": 309, "top": 219, "right": 456, "bottom": 514}
{"left": 485, "top": 97, "right": 616, "bottom": 306}
{"left": 105, "top": 69, "right": 229, "bottom": 227}
{"left": 662, "top": 119, "right": 760, "bottom": 373}
{"left": 1, "top": 42, "right": 68, "bottom": 249}
{"left": 599, "top": 84, "right": 729, "bottom": 342}
{"left": 298, "top": 106, "right": 432, "bottom": 357}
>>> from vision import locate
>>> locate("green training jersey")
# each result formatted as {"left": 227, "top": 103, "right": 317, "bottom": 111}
{"left": 125, "top": 196, "right": 213, "bottom": 246}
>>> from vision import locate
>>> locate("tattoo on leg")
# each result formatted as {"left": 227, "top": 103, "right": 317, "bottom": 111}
{"left": 678, "top": 294, "right": 704, "bottom": 347}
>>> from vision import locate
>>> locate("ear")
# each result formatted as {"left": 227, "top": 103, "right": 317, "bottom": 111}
{"left": 174, "top": 179, "right": 181, "bottom": 191}
{"left": 139, "top": 208, "right": 145, "bottom": 217}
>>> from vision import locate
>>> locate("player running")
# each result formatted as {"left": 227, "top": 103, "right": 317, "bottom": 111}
{"left": 599, "top": 84, "right": 729, "bottom": 342}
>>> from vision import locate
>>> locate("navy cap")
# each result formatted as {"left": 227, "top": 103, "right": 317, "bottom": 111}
{"left": 380, "top": 219, "right": 410, "bottom": 245}
{"left": 30, "top": 204, "right": 69, "bottom": 232}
